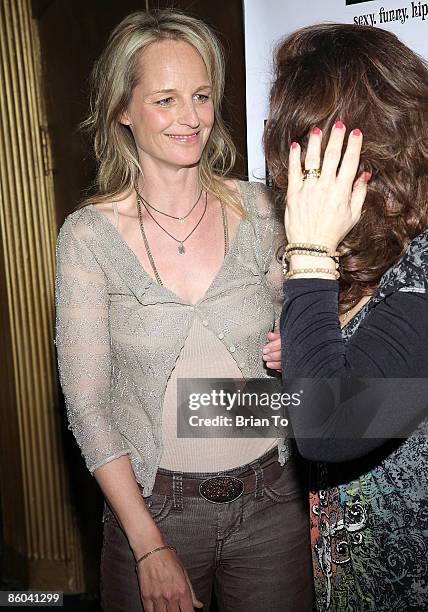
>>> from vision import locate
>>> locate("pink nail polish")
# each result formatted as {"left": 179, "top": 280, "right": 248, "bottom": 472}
{"left": 364, "top": 171, "right": 372, "bottom": 183}
{"left": 352, "top": 128, "right": 361, "bottom": 137}
{"left": 291, "top": 142, "right": 299, "bottom": 149}
{"left": 335, "top": 121, "right": 344, "bottom": 129}
{"left": 312, "top": 127, "right": 321, "bottom": 135}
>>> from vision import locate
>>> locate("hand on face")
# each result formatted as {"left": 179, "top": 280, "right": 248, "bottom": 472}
{"left": 285, "top": 122, "right": 370, "bottom": 251}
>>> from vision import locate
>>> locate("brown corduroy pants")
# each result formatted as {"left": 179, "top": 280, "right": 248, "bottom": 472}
{"left": 100, "top": 455, "right": 314, "bottom": 612}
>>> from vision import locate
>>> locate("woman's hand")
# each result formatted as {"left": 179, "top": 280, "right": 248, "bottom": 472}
{"left": 263, "top": 331, "right": 282, "bottom": 371}
{"left": 137, "top": 548, "right": 203, "bottom": 612}
{"left": 285, "top": 122, "right": 369, "bottom": 251}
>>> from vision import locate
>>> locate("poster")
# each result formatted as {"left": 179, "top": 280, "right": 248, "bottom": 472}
{"left": 243, "top": 0, "right": 428, "bottom": 180}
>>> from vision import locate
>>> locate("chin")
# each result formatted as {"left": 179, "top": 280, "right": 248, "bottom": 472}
{"left": 168, "top": 154, "right": 204, "bottom": 168}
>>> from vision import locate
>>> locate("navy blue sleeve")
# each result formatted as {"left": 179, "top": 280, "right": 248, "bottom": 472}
{"left": 281, "top": 279, "right": 428, "bottom": 462}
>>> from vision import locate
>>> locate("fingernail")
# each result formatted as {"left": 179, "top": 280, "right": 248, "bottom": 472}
{"left": 352, "top": 128, "right": 361, "bottom": 137}
{"left": 364, "top": 171, "right": 372, "bottom": 183}
{"left": 312, "top": 127, "right": 321, "bottom": 135}
{"left": 262, "top": 347, "right": 269, "bottom": 354}
{"left": 335, "top": 121, "right": 344, "bottom": 129}
{"left": 291, "top": 142, "right": 299, "bottom": 149}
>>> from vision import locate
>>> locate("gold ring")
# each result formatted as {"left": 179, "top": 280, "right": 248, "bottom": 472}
{"left": 303, "top": 168, "right": 321, "bottom": 180}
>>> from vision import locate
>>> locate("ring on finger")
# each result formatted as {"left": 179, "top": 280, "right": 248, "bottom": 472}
{"left": 303, "top": 168, "right": 321, "bottom": 181}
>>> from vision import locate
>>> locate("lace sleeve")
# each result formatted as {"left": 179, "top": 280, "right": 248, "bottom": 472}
{"left": 252, "top": 183, "right": 285, "bottom": 327}
{"left": 55, "top": 213, "right": 129, "bottom": 473}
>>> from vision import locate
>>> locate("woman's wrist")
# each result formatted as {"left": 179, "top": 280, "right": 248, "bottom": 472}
{"left": 129, "top": 523, "right": 167, "bottom": 560}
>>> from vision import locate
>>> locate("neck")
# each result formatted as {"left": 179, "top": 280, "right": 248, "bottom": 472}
{"left": 138, "top": 159, "right": 203, "bottom": 216}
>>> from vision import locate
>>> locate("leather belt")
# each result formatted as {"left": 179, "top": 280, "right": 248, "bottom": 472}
{"left": 152, "top": 450, "right": 283, "bottom": 504}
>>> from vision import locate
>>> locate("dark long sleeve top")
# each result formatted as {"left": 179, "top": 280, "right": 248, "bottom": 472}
{"left": 281, "top": 278, "right": 428, "bottom": 463}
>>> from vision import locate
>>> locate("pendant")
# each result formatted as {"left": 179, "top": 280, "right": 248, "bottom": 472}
{"left": 178, "top": 243, "right": 185, "bottom": 254}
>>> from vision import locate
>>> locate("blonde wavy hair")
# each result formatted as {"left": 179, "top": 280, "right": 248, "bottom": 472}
{"left": 80, "top": 9, "right": 241, "bottom": 213}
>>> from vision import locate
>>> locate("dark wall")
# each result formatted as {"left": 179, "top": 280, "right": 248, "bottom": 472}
{"left": 33, "top": 0, "right": 247, "bottom": 226}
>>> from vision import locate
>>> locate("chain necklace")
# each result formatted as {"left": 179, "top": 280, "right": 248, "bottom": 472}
{"left": 339, "top": 310, "right": 351, "bottom": 327}
{"left": 136, "top": 191, "right": 229, "bottom": 286}
{"left": 340, "top": 295, "right": 372, "bottom": 327}
{"left": 135, "top": 186, "right": 203, "bottom": 223}
{"left": 139, "top": 190, "right": 208, "bottom": 255}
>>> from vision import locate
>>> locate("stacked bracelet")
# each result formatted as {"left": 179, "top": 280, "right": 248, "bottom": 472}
{"left": 282, "top": 242, "right": 340, "bottom": 277}
{"left": 284, "top": 242, "right": 340, "bottom": 258}
{"left": 135, "top": 545, "right": 177, "bottom": 569}
{"left": 284, "top": 267, "right": 340, "bottom": 280}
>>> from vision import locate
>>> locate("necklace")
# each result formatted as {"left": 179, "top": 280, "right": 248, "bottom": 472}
{"left": 139, "top": 191, "right": 208, "bottom": 255}
{"left": 340, "top": 295, "right": 372, "bottom": 327}
{"left": 135, "top": 186, "right": 203, "bottom": 223}
{"left": 339, "top": 310, "right": 351, "bottom": 327}
{"left": 136, "top": 192, "right": 230, "bottom": 286}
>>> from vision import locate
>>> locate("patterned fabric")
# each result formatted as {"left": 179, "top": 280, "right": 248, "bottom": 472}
{"left": 310, "top": 230, "right": 428, "bottom": 611}
{"left": 55, "top": 181, "right": 288, "bottom": 495}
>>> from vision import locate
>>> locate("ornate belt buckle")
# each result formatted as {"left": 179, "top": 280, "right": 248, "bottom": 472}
{"left": 199, "top": 475, "right": 244, "bottom": 504}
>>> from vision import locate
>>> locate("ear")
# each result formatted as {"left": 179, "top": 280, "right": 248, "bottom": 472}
{"left": 119, "top": 110, "right": 131, "bottom": 126}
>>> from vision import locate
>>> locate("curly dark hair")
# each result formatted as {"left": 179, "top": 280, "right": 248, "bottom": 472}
{"left": 264, "top": 23, "right": 428, "bottom": 311}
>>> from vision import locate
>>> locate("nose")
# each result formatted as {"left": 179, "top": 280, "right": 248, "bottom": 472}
{"left": 177, "top": 98, "right": 200, "bottom": 129}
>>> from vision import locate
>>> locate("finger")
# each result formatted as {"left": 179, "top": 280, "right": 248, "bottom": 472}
{"left": 304, "top": 127, "right": 322, "bottom": 171}
{"left": 176, "top": 594, "right": 194, "bottom": 612}
{"left": 267, "top": 331, "right": 280, "bottom": 341}
{"left": 266, "top": 361, "right": 281, "bottom": 371}
{"left": 143, "top": 599, "right": 155, "bottom": 612}
{"left": 337, "top": 128, "right": 363, "bottom": 187}
{"left": 153, "top": 600, "right": 168, "bottom": 612}
{"left": 184, "top": 573, "right": 203, "bottom": 609}
{"left": 263, "top": 339, "right": 281, "bottom": 354}
{"left": 288, "top": 141, "right": 303, "bottom": 196}
{"left": 320, "top": 121, "right": 346, "bottom": 182}
{"left": 165, "top": 601, "right": 180, "bottom": 612}
{"left": 263, "top": 349, "right": 281, "bottom": 363}
{"left": 349, "top": 171, "right": 369, "bottom": 222}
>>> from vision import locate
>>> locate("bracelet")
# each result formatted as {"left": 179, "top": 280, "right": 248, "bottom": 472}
{"left": 285, "top": 249, "right": 340, "bottom": 267}
{"left": 282, "top": 253, "right": 339, "bottom": 275}
{"left": 285, "top": 243, "right": 340, "bottom": 258}
{"left": 284, "top": 267, "right": 340, "bottom": 280}
{"left": 135, "top": 545, "right": 177, "bottom": 568}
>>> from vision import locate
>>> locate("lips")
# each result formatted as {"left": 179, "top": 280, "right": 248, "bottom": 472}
{"left": 166, "top": 132, "right": 200, "bottom": 142}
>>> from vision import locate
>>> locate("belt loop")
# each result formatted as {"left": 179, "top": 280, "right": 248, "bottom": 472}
{"left": 172, "top": 473, "right": 184, "bottom": 512}
{"left": 252, "top": 461, "right": 264, "bottom": 500}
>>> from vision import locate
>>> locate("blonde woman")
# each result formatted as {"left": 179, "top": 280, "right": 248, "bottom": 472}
{"left": 55, "top": 10, "right": 313, "bottom": 612}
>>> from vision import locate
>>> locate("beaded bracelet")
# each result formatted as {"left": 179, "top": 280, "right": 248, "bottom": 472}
{"left": 285, "top": 249, "right": 340, "bottom": 267}
{"left": 135, "top": 545, "right": 177, "bottom": 568}
{"left": 284, "top": 267, "right": 340, "bottom": 280}
{"left": 282, "top": 253, "right": 339, "bottom": 276}
{"left": 284, "top": 243, "right": 340, "bottom": 258}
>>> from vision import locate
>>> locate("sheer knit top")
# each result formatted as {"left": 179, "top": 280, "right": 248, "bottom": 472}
{"left": 55, "top": 181, "right": 288, "bottom": 495}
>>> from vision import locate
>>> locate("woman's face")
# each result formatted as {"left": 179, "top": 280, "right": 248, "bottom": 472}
{"left": 121, "top": 39, "right": 215, "bottom": 171}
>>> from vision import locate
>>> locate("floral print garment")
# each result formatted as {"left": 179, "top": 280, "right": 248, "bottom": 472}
{"left": 311, "top": 231, "right": 428, "bottom": 611}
